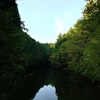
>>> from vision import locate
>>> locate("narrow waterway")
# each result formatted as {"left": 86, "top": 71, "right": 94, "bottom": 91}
{"left": 14, "top": 67, "right": 100, "bottom": 100}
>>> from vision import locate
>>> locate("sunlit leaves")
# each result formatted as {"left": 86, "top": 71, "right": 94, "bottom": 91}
{"left": 50, "top": 0, "right": 100, "bottom": 81}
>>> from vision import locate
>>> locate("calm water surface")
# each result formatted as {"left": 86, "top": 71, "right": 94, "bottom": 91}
{"left": 14, "top": 68, "right": 100, "bottom": 100}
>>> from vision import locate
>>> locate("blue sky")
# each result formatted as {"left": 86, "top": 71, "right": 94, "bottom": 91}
{"left": 17, "top": 0, "right": 86, "bottom": 43}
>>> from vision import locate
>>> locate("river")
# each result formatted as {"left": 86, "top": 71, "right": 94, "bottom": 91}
{"left": 14, "top": 67, "right": 100, "bottom": 100}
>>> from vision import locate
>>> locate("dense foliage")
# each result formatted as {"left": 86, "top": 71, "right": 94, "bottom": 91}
{"left": 1, "top": 0, "right": 100, "bottom": 99}
{"left": 50, "top": 0, "right": 100, "bottom": 81}
{"left": 0, "top": 0, "right": 52, "bottom": 99}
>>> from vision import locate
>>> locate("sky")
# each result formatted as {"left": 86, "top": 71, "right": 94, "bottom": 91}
{"left": 17, "top": 0, "right": 86, "bottom": 43}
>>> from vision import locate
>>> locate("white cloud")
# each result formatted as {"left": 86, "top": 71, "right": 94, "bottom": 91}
{"left": 54, "top": 19, "right": 64, "bottom": 34}
{"left": 54, "top": 10, "right": 72, "bottom": 34}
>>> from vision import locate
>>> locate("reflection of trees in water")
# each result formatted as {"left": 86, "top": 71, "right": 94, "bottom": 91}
{"left": 13, "top": 68, "right": 100, "bottom": 100}
{"left": 13, "top": 67, "right": 50, "bottom": 100}
{"left": 52, "top": 69, "right": 100, "bottom": 100}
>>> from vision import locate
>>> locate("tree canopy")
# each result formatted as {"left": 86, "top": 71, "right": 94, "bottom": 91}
{"left": 50, "top": 0, "right": 100, "bottom": 81}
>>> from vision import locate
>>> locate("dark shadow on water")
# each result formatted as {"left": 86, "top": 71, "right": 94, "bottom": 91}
{"left": 52, "top": 69, "right": 100, "bottom": 100}
{"left": 13, "top": 67, "right": 50, "bottom": 100}
{"left": 13, "top": 67, "right": 100, "bottom": 100}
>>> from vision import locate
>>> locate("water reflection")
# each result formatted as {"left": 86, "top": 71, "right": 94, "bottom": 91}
{"left": 32, "top": 85, "right": 57, "bottom": 100}
{"left": 13, "top": 68, "right": 100, "bottom": 100}
{"left": 53, "top": 69, "right": 100, "bottom": 100}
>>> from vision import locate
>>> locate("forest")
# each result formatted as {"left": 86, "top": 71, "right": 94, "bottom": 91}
{"left": 50, "top": 0, "right": 100, "bottom": 81}
{"left": 0, "top": 0, "right": 52, "bottom": 99}
{"left": 0, "top": 0, "right": 100, "bottom": 99}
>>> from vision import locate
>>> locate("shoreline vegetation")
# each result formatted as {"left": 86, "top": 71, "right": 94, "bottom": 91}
{"left": 0, "top": 0, "right": 100, "bottom": 99}
{"left": 50, "top": 0, "right": 100, "bottom": 81}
